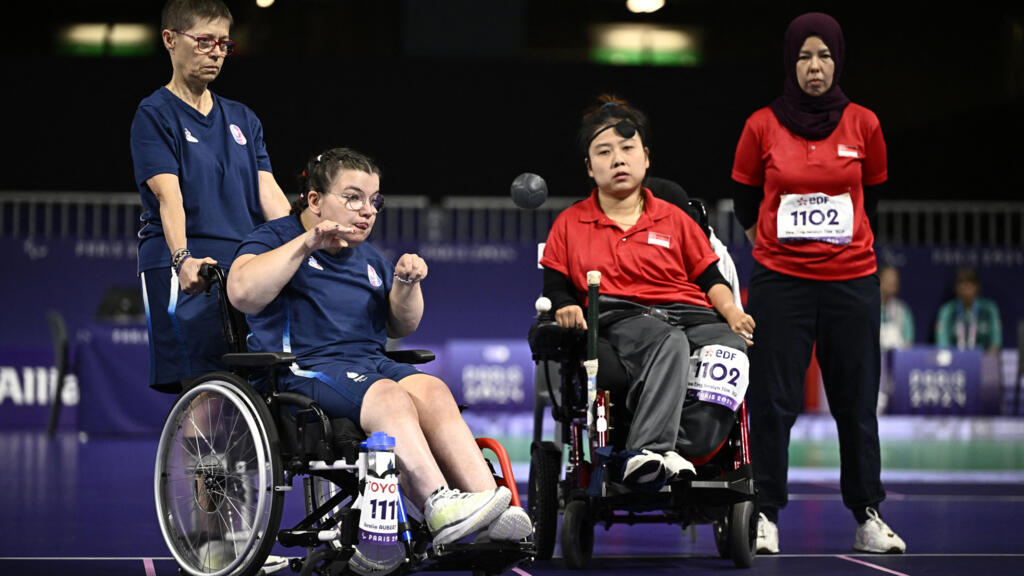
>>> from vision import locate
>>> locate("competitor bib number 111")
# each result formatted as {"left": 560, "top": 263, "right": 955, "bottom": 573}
{"left": 358, "top": 474, "right": 399, "bottom": 544}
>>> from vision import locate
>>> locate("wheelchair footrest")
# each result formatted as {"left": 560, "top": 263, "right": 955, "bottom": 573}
{"left": 427, "top": 541, "right": 537, "bottom": 573}
{"left": 277, "top": 528, "right": 340, "bottom": 548}
{"left": 671, "top": 464, "right": 755, "bottom": 508}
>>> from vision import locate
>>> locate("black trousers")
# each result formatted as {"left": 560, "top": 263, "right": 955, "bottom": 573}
{"left": 746, "top": 263, "right": 885, "bottom": 522}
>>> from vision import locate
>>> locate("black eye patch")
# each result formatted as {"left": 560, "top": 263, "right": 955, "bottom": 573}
{"left": 588, "top": 120, "right": 638, "bottom": 149}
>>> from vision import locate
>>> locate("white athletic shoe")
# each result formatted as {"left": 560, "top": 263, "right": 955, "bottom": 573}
{"left": 756, "top": 513, "right": 779, "bottom": 554}
{"left": 621, "top": 449, "right": 666, "bottom": 488}
{"left": 662, "top": 451, "right": 696, "bottom": 480}
{"left": 474, "top": 506, "right": 533, "bottom": 542}
{"left": 425, "top": 486, "right": 511, "bottom": 545}
{"left": 854, "top": 508, "right": 906, "bottom": 554}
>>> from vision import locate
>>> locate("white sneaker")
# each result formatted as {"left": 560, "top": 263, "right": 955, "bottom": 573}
{"left": 474, "top": 506, "right": 533, "bottom": 542}
{"left": 621, "top": 449, "right": 666, "bottom": 488}
{"left": 854, "top": 508, "right": 906, "bottom": 554}
{"left": 662, "top": 451, "right": 696, "bottom": 480}
{"left": 756, "top": 513, "right": 779, "bottom": 554}
{"left": 424, "top": 486, "right": 511, "bottom": 545}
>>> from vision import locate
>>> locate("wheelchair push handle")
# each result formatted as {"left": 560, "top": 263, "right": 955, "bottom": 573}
{"left": 198, "top": 263, "right": 225, "bottom": 290}
{"left": 197, "top": 263, "right": 248, "bottom": 354}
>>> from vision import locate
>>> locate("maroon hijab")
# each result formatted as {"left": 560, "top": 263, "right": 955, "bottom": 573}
{"left": 769, "top": 12, "right": 851, "bottom": 140}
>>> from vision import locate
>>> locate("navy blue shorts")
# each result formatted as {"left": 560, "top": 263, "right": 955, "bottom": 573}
{"left": 141, "top": 267, "right": 228, "bottom": 392}
{"left": 276, "top": 355, "right": 423, "bottom": 422}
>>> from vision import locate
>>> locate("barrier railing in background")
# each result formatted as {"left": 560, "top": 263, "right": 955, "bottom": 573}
{"left": 2, "top": 192, "right": 1022, "bottom": 247}
{"left": 0, "top": 193, "right": 141, "bottom": 239}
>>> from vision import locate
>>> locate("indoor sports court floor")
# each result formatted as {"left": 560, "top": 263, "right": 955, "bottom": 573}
{"left": 2, "top": 417, "right": 1022, "bottom": 576}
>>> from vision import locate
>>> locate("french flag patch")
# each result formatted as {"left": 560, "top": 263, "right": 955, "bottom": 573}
{"left": 647, "top": 231, "right": 671, "bottom": 248}
{"left": 367, "top": 264, "right": 382, "bottom": 287}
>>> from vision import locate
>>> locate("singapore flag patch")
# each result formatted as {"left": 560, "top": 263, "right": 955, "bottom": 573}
{"left": 367, "top": 264, "right": 382, "bottom": 287}
{"left": 647, "top": 231, "right": 671, "bottom": 248}
{"left": 838, "top": 144, "right": 861, "bottom": 158}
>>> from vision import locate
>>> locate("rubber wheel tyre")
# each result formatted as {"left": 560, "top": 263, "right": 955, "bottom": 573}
{"left": 155, "top": 374, "right": 284, "bottom": 576}
{"left": 712, "top": 514, "right": 730, "bottom": 559}
{"left": 728, "top": 500, "right": 757, "bottom": 568}
{"left": 560, "top": 499, "right": 594, "bottom": 569}
{"left": 528, "top": 443, "right": 561, "bottom": 560}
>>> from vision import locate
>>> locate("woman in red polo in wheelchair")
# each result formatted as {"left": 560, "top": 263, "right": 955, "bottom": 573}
{"left": 540, "top": 95, "right": 756, "bottom": 491}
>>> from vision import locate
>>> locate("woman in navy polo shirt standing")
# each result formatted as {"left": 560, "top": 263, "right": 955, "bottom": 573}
{"left": 130, "top": 0, "right": 290, "bottom": 393}
{"left": 730, "top": 12, "right": 905, "bottom": 555}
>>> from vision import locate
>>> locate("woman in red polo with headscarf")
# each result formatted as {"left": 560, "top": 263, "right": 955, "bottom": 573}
{"left": 731, "top": 12, "right": 905, "bottom": 555}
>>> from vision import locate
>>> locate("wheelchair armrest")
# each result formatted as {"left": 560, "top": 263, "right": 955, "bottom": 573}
{"left": 222, "top": 352, "right": 297, "bottom": 369}
{"left": 384, "top": 349, "right": 435, "bottom": 364}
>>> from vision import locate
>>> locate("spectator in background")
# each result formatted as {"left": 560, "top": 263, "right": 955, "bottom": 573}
{"left": 935, "top": 268, "right": 1002, "bottom": 354}
{"left": 878, "top": 265, "right": 914, "bottom": 413}
{"left": 880, "top": 265, "right": 914, "bottom": 351}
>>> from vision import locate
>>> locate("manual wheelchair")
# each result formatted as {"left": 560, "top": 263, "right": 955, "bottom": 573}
{"left": 526, "top": 185, "right": 758, "bottom": 570}
{"left": 153, "top": 266, "right": 535, "bottom": 576}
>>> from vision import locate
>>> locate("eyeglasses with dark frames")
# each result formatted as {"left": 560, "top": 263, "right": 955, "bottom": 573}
{"left": 330, "top": 191, "right": 385, "bottom": 212}
{"left": 172, "top": 30, "right": 237, "bottom": 56}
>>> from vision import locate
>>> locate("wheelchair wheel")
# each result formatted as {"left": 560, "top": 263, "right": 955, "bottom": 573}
{"left": 528, "top": 442, "right": 561, "bottom": 560}
{"left": 727, "top": 500, "right": 757, "bottom": 569}
{"left": 560, "top": 499, "right": 593, "bottom": 569}
{"left": 155, "top": 374, "right": 285, "bottom": 576}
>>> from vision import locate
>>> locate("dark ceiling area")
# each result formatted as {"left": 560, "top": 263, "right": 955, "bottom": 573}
{"left": 4, "top": 0, "right": 1022, "bottom": 203}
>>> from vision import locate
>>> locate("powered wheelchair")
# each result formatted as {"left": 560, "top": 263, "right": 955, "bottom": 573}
{"left": 526, "top": 184, "right": 758, "bottom": 570}
{"left": 154, "top": 266, "right": 536, "bottom": 576}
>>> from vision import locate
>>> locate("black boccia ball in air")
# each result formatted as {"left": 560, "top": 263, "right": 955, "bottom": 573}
{"left": 511, "top": 172, "right": 548, "bottom": 210}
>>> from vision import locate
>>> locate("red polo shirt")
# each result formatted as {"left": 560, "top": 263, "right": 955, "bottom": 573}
{"left": 540, "top": 188, "right": 718, "bottom": 308}
{"left": 731, "top": 103, "right": 886, "bottom": 280}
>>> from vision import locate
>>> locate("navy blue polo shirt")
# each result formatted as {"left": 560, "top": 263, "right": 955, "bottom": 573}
{"left": 130, "top": 87, "right": 272, "bottom": 272}
{"left": 235, "top": 215, "right": 395, "bottom": 362}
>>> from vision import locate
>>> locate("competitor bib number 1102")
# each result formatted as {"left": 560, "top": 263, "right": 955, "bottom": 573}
{"left": 776, "top": 191, "right": 853, "bottom": 245}
{"left": 686, "top": 345, "right": 749, "bottom": 411}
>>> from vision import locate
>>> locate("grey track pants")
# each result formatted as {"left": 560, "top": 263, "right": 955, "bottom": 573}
{"left": 602, "top": 313, "right": 746, "bottom": 453}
